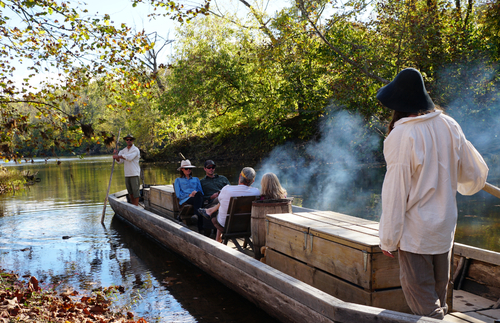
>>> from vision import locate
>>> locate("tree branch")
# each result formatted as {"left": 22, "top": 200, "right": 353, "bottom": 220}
{"left": 296, "top": 0, "right": 389, "bottom": 84}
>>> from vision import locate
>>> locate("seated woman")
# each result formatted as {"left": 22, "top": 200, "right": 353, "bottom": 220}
{"left": 260, "top": 172, "right": 287, "bottom": 200}
{"left": 199, "top": 172, "right": 287, "bottom": 219}
{"left": 174, "top": 160, "right": 205, "bottom": 233}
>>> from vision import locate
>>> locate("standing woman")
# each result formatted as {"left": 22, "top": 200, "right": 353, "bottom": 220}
{"left": 377, "top": 68, "right": 488, "bottom": 319}
{"left": 174, "top": 160, "right": 205, "bottom": 233}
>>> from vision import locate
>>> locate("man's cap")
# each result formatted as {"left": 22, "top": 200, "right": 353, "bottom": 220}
{"left": 204, "top": 160, "right": 216, "bottom": 167}
{"left": 123, "top": 134, "right": 135, "bottom": 140}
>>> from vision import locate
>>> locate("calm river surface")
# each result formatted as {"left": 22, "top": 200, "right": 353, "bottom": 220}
{"left": 0, "top": 156, "right": 499, "bottom": 322}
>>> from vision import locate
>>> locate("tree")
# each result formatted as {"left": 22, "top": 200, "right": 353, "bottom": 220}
{"left": 0, "top": 0, "right": 152, "bottom": 161}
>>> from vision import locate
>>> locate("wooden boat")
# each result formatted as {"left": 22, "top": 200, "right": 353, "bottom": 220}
{"left": 108, "top": 187, "right": 500, "bottom": 323}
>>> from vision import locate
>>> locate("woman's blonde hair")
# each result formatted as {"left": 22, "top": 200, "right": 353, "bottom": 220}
{"left": 260, "top": 173, "right": 287, "bottom": 200}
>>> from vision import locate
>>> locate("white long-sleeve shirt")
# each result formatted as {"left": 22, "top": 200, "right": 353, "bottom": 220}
{"left": 117, "top": 144, "right": 141, "bottom": 177}
{"left": 379, "top": 110, "right": 488, "bottom": 254}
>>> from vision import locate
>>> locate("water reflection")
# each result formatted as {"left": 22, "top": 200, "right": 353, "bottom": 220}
{"left": 0, "top": 157, "right": 277, "bottom": 322}
{"left": 0, "top": 156, "right": 499, "bottom": 322}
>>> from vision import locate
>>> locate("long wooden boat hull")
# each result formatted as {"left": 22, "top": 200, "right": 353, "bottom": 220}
{"left": 108, "top": 190, "right": 443, "bottom": 323}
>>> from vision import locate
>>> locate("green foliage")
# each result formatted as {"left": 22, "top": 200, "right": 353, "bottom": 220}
{"left": 1, "top": 0, "right": 499, "bottom": 163}
{"left": 0, "top": 166, "right": 26, "bottom": 194}
{"left": 0, "top": 0, "right": 153, "bottom": 161}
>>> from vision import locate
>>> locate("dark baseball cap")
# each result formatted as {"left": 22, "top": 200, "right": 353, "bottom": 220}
{"left": 204, "top": 160, "right": 216, "bottom": 167}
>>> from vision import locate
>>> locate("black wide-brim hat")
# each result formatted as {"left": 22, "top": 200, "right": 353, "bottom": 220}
{"left": 123, "top": 134, "right": 135, "bottom": 141}
{"left": 376, "top": 68, "right": 435, "bottom": 113}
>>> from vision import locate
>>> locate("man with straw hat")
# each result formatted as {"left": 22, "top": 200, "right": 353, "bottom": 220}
{"left": 113, "top": 134, "right": 141, "bottom": 206}
{"left": 377, "top": 68, "right": 488, "bottom": 319}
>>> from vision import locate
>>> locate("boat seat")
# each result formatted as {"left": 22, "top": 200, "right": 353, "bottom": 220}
{"left": 222, "top": 195, "right": 260, "bottom": 252}
{"left": 172, "top": 184, "right": 195, "bottom": 224}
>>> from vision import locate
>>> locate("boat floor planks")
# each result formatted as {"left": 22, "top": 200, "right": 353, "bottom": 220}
{"left": 109, "top": 190, "right": 480, "bottom": 323}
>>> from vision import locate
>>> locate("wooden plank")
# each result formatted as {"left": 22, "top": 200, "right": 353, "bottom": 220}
{"left": 303, "top": 211, "right": 378, "bottom": 226}
{"left": 290, "top": 212, "right": 379, "bottom": 237}
{"left": 267, "top": 212, "right": 400, "bottom": 290}
{"left": 371, "top": 250, "right": 402, "bottom": 290}
{"left": 309, "top": 226, "right": 380, "bottom": 251}
{"left": 109, "top": 194, "right": 442, "bottom": 323}
{"left": 454, "top": 243, "right": 500, "bottom": 266}
{"left": 148, "top": 185, "right": 179, "bottom": 215}
{"left": 266, "top": 213, "right": 332, "bottom": 232}
{"left": 266, "top": 248, "right": 411, "bottom": 313}
{"left": 267, "top": 219, "right": 374, "bottom": 289}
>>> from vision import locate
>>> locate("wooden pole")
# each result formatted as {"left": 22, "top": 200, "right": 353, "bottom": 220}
{"left": 101, "top": 128, "right": 121, "bottom": 224}
{"left": 482, "top": 182, "right": 500, "bottom": 200}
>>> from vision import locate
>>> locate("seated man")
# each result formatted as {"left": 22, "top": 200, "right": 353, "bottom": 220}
{"left": 200, "top": 167, "right": 260, "bottom": 242}
{"left": 200, "top": 160, "right": 230, "bottom": 208}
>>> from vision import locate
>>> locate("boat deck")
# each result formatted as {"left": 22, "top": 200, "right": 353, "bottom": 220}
{"left": 446, "top": 290, "right": 500, "bottom": 322}
{"left": 135, "top": 199, "right": 500, "bottom": 323}
{"left": 174, "top": 218, "right": 500, "bottom": 323}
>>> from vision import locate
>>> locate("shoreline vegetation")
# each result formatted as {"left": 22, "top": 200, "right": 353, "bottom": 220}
{"left": 0, "top": 268, "right": 148, "bottom": 323}
{"left": 0, "top": 167, "right": 26, "bottom": 195}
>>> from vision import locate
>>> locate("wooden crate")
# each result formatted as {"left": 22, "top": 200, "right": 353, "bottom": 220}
{"left": 265, "top": 211, "right": 410, "bottom": 311}
{"left": 146, "top": 185, "right": 179, "bottom": 218}
{"left": 266, "top": 248, "right": 411, "bottom": 313}
{"left": 266, "top": 211, "right": 400, "bottom": 290}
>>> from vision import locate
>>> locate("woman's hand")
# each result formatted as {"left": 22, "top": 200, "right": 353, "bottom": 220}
{"left": 382, "top": 250, "right": 395, "bottom": 258}
{"left": 189, "top": 191, "right": 197, "bottom": 197}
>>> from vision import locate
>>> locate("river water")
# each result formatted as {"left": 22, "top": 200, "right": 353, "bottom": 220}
{"left": 0, "top": 156, "right": 499, "bottom": 322}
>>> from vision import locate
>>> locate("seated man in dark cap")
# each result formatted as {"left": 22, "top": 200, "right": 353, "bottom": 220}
{"left": 198, "top": 160, "right": 230, "bottom": 237}
{"left": 200, "top": 160, "right": 230, "bottom": 208}
{"left": 113, "top": 134, "right": 141, "bottom": 206}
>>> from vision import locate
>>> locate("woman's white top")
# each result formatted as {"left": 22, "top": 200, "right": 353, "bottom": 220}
{"left": 379, "top": 110, "right": 488, "bottom": 254}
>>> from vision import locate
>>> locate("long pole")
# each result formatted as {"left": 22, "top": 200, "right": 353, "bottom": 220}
{"left": 482, "top": 182, "right": 500, "bottom": 200}
{"left": 101, "top": 128, "right": 121, "bottom": 224}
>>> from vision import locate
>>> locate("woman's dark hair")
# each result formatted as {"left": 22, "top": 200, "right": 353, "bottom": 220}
{"left": 179, "top": 168, "right": 191, "bottom": 178}
{"left": 387, "top": 108, "right": 439, "bottom": 135}
{"left": 388, "top": 110, "right": 410, "bottom": 135}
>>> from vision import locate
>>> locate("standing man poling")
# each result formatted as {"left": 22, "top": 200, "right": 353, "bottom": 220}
{"left": 113, "top": 134, "right": 141, "bottom": 206}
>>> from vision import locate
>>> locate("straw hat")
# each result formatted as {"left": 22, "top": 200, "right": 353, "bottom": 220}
{"left": 177, "top": 159, "right": 196, "bottom": 171}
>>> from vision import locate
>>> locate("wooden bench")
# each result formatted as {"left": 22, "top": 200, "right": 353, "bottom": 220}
{"left": 221, "top": 195, "right": 260, "bottom": 253}
{"left": 172, "top": 185, "right": 195, "bottom": 224}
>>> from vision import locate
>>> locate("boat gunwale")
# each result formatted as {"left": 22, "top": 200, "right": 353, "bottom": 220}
{"left": 108, "top": 191, "right": 447, "bottom": 323}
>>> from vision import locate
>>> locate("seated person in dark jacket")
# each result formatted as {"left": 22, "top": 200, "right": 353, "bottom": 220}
{"left": 174, "top": 159, "right": 204, "bottom": 233}
{"left": 200, "top": 160, "right": 230, "bottom": 209}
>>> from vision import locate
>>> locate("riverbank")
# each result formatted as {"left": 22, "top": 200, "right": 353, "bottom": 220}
{"left": 0, "top": 167, "right": 25, "bottom": 195}
{"left": 0, "top": 268, "right": 148, "bottom": 323}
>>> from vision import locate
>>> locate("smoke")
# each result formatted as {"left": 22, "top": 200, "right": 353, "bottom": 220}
{"left": 255, "top": 109, "right": 384, "bottom": 218}
{"left": 437, "top": 61, "right": 500, "bottom": 178}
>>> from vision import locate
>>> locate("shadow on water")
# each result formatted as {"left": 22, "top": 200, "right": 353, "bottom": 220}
{"left": 108, "top": 217, "right": 277, "bottom": 323}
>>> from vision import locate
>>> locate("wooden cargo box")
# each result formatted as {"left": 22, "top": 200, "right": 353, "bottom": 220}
{"left": 265, "top": 211, "right": 411, "bottom": 313}
{"left": 146, "top": 185, "right": 179, "bottom": 218}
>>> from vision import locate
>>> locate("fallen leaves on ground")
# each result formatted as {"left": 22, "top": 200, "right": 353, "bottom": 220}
{"left": 0, "top": 269, "right": 149, "bottom": 323}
